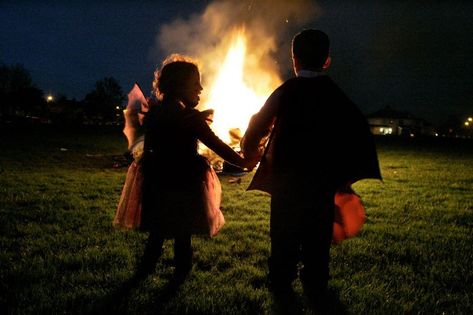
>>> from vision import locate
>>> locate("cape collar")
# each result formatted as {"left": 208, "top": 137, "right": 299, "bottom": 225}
{"left": 296, "top": 69, "right": 323, "bottom": 78}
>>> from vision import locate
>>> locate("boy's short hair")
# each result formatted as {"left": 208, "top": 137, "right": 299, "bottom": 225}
{"left": 292, "top": 29, "right": 330, "bottom": 70}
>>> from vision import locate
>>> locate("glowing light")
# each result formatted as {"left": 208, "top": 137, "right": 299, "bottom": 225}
{"left": 203, "top": 28, "right": 280, "bottom": 144}
{"left": 379, "top": 127, "right": 392, "bottom": 135}
{"left": 116, "top": 106, "right": 120, "bottom": 110}
{"left": 46, "top": 95, "right": 54, "bottom": 102}
{"left": 465, "top": 122, "right": 470, "bottom": 126}
{"left": 468, "top": 117, "right": 472, "bottom": 122}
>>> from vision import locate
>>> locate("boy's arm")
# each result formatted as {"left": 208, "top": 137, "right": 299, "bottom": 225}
{"left": 241, "top": 89, "right": 281, "bottom": 160}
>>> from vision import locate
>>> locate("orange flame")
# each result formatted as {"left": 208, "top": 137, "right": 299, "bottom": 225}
{"left": 202, "top": 28, "right": 281, "bottom": 146}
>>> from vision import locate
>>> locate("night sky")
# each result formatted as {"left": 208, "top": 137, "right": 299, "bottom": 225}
{"left": 1, "top": 0, "right": 472, "bottom": 124}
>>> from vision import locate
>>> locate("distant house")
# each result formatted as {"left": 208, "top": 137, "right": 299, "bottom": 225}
{"left": 367, "top": 106, "right": 436, "bottom": 136}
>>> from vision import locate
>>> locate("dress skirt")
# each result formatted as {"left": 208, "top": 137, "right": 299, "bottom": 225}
{"left": 113, "top": 161, "right": 143, "bottom": 230}
{"left": 140, "top": 157, "right": 224, "bottom": 238}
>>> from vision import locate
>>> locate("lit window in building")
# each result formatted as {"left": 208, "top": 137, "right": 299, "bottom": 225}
{"left": 379, "top": 127, "right": 392, "bottom": 135}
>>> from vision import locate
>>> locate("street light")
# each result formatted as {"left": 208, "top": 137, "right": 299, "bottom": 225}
{"left": 46, "top": 95, "right": 54, "bottom": 102}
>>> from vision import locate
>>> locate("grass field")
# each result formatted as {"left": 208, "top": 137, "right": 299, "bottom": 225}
{"left": 1, "top": 126, "right": 472, "bottom": 314}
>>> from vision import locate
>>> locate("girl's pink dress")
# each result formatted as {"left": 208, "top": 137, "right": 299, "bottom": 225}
{"left": 113, "top": 160, "right": 143, "bottom": 230}
{"left": 114, "top": 155, "right": 224, "bottom": 236}
{"left": 114, "top": 83, "right": 224, "bottom": 235}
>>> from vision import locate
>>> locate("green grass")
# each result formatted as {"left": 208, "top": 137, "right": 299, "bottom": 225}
{"left": 1, "top": 126, "right": 472, "bottom": 314}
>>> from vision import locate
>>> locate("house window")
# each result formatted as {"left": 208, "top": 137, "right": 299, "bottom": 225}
{"left": 379, "top": 127, "right": 393, "bottom": 135}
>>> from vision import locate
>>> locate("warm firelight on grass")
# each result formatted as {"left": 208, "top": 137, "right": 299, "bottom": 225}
{"left": 202, "top": 28, "right": 280, "bottom": 145}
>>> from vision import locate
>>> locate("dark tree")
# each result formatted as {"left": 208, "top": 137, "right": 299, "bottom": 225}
{"left": 0, "top": 63, "right": 46, "bottom": 120}
{"left": 84, "top": 77, "right": 125, "bottom": 124}
{"left": 47, "top": 95, "right": 85, "bottom": 126}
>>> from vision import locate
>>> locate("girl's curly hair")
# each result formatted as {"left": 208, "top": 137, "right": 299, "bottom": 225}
{"left": 152, "top": 54, "right": 200, "bottom": 100}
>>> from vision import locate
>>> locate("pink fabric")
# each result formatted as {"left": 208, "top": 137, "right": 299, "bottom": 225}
{"left": 202, "top": 166, "right": 225, "bottom": 237}
{"left": 113, "top": 160, "right": 224, "bottom": 236}
{"left": 123, "top": 83, "right": 148, "bottom": 150}
{"left": 113, "top": 161, "right": 143, "bottom": 230}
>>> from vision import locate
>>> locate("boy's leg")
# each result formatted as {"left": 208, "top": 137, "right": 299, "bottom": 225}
{"left": 268, "top": 194, "right": 299, "bottom": 290}
{"left": 300, "top": 191, "right": 335, "bottom": 293}
{"left": 268, "top": 231, "right": 299, "bottom": 289}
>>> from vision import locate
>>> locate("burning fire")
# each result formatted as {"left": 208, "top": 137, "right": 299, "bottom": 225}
{"left": 201, "top": 28, "right": 281, "bottom": 146}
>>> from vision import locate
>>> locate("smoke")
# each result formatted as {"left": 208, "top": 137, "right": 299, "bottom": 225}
{"left": 152, "top": 0, "right": 320, "bottom": 93}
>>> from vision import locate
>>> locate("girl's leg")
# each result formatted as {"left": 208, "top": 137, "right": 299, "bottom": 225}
{"left": 174, "top": 235, "right": 192, "bottom": 275}
{"left": 135, "top": 231, "right": 164, "bottom": 278}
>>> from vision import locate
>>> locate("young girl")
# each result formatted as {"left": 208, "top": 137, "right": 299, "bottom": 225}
{"left": 135, "top": 54, "right": 256, "bottom": 281}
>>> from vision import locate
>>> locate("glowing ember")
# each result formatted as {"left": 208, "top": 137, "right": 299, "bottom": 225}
{"left": 202, "top": 28, "right": 280, "bottom": 145}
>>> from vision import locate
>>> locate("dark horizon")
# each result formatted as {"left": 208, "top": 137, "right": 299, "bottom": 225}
{"left": 1, "top": 0, "right": 472, "bottom": 125}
